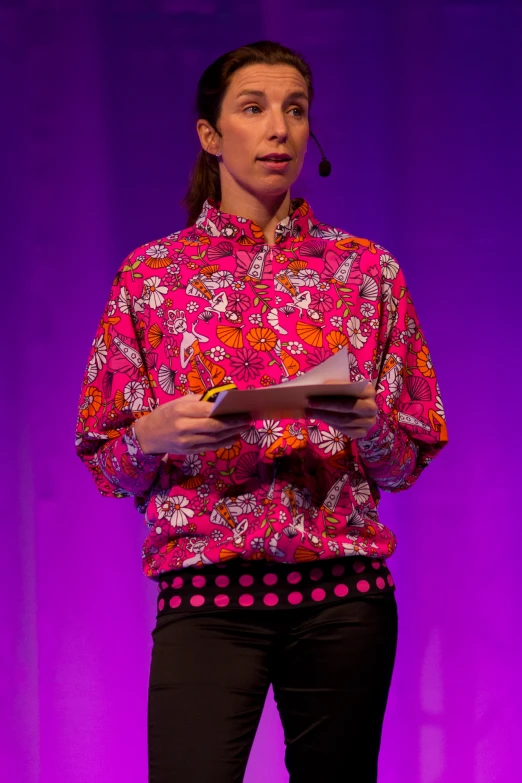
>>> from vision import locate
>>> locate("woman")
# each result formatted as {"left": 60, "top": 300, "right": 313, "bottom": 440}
{"left": 76, "top": 40, "right": 448, "bottom": 783}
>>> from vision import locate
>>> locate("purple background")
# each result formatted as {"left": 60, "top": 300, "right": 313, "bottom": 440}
{"left": 2, "top": 1, "right": 521, "bottom": 781}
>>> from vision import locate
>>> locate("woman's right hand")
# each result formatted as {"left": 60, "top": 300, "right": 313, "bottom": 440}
{"left": 133, "top": 395, "right": 252, "bottom": 456}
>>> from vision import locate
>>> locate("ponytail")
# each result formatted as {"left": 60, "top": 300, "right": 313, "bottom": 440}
{"left": 181, "top": 149, "right": 221, "bottom": 228}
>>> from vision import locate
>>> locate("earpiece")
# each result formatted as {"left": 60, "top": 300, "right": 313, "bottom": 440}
{"left": 309, "top": 131, "right": 332, "bottom": 177}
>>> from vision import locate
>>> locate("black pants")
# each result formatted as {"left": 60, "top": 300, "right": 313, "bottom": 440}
{"left": 148, "top": 592, "right": 398, "bottom": 782}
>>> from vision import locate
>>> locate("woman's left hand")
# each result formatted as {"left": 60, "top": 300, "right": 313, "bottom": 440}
{"left": 304, "top": 381, "right": 378, "bottom": 439}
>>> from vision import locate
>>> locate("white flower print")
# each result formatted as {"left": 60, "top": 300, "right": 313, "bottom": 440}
{"left": 319, "top": 426, "right": 345, "bottom": 455}
{"left": 118, "top": 286, "right": 132, "bottom": 315}
{"left": 297, "top": 269, "right": 320, "bottom": 286}
{"left": 370, "top": 318, "right": 380, "bottom": 329}
{"left": 436, "top": 394, "right": 446, "bottom": 420}
{"left": 380, "top": 253, "right": 399, "bottom": 280}
{"left": 211, "top": 529, "right": 223, "bottom": 541}
{"left": 146, "top": 243, "right": 169, "bottom": 259}
{"left": 251, "top": 537, "right": 264, "bottom": 550}
{"left": 186, "top": 302, "right": 199, "bottom": 313}
{"left": 107, "top": 300, "right": 116, "bottom": 317}
{"left": 182, "top": 454, "right": 202, "bottom": 477}
{"left": 360, "top": 302, "right": 375, "bottom": 318}
{"left": 231, "top": 280, "right": 245, "bottom": 291}
{"left": 143, "top": 276, "right": 168, "bottom": 309}
{"left": 328, "top": 540, "right": 340, "bottom": 555}
{"left": 364, "top": 360, "right": 374, "bottom": 374}
{"left": 197, "top": 483, "right": 210, "bottom": 497}
{"left": 330, "top": 316, "right": 343, "bottom": 329}
{"left": 286, "top": 341, "right": 304, "bottom": 355}
{"left": 158, "top": 493, "right": 194, "bottom": 527}
{"left": 249, "top": 313, "right": 262, "bottom": 325}
{"left": 210, "top": 270, "right": 234, "bottom": 287}
{"left": 342, "top": 540, "right": 364, "bottom": 556}
{"left": 351, "top": 478, "right": 371, "bottom": 505}
{"left": 237, "top": 493, "right": 257, "bottom": 514}
{"left": 124, "top": 381, "right": 145, "bottom": 410}
{"left": 92, "top": 335, "right": 107, "bottom": 370}
{"left": 209, "top": 346, "right": 225, "bottom": 362}
{"left": 347, "top": 316, "right": 368, "bottom": 349}
{"left": 179, "top": 374, "right": 187, "bottom": 384}
{"left": 347, "top": 351, "right": 364, "bottom": 381}
{"left": 258, "top": 420, "right": 283, "bottom": 448}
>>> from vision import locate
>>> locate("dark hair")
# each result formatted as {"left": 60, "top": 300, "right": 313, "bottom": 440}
{"left": 181, "top": 40, "right": 314, "bottom": 227}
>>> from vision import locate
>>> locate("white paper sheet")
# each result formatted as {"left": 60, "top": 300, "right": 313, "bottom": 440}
{"left": 209, "top": 347, "right": 370, "bottom": 418}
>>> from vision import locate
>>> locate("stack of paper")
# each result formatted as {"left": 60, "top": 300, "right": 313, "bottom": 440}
{"left": 210, "top": 346, "right": 370, "bottom": 419}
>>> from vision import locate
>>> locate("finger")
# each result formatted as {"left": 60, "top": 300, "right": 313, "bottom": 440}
{"left": 179, "top": 432, "right": 245, "bottom": 453}
{"left": 175, "top": 399, "right": 251, "bottom": 426}
{"left": 356, "top": 382, "right": 377, "bottom": 400}
{"left": 185, "top": 417, "right": 251, "bottom": 436}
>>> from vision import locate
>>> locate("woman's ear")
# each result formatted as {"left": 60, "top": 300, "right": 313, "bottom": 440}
{"left": 196, "top": 119, "right": 219, "bottom": 155}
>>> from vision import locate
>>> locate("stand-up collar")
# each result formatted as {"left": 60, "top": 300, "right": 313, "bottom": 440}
{"left": 195, "top": 197, "right": 319, "bottom": 246}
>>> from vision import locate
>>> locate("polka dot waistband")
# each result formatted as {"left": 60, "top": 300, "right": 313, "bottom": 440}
{"left": 156, "top": 555, "right": 395, "bottom": 615}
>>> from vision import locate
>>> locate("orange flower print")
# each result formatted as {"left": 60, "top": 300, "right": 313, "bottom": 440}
{"left": 246, "top": 327, "right": 278, "bottom": 352}
{"left": 80, "top": 386, "right": 102, "bottom": 419}
{"left": 326, "top": 330, "right": 348, "bottom": 353}
{"left": 76, "top": 195, "right": 448, "bottom": 584}
{"left": 216, "top": 439, "right": 241, "bottom": 460}
{"left": 417, "top": 345, "right": 435, "bottom": 378}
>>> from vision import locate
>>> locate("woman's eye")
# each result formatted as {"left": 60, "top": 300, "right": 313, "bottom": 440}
{"left": 244, "top": 105, "right": 261, "bottom": 114}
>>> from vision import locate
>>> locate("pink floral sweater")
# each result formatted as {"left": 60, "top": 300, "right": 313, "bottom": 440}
{"left": 76, "top": 197, "right": 448, "bottom": 581}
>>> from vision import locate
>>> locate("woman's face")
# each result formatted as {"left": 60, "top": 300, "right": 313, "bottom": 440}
{"left": 199, "top": 64, "right": 310, "bottom": 201}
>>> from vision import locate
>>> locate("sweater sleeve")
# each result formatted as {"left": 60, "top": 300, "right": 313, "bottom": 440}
{"left": 75, "top": 259, "right": 164, "bottom": 499}
{"left": 356, "top": 250, "right": 448, "bottom": 492}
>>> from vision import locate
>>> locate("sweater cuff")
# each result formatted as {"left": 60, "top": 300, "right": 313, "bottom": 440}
{"left": 355, "top": 408, "right": 393, "bottom": 464}
{"left": 125, "top": 423, "right": 166, "bottom": 465}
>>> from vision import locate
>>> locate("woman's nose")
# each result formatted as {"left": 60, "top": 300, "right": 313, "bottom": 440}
{"left": 267, "top": 112, "right": 289, "bottom": 141}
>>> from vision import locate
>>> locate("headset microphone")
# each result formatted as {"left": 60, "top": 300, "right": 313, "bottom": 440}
{"left": 309, "top": 131, "right": 332, "bottom": 177}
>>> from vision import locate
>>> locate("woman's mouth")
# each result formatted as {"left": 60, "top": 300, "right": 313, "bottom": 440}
{"left": 257, "top": 157, "right": 292, "bottom": 172}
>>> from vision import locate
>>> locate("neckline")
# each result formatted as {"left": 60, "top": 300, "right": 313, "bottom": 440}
{"left": 195, "top": 196, "right": 316, "bottom": 247}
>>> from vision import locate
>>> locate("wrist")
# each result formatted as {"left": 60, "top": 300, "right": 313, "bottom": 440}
{"left": 133, "top": 415, "right": 154, "bottom": 454}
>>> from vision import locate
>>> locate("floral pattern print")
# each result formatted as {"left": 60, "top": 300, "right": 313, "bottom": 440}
{"left": 76, "top": 198, "right": 448, "bottom": 580}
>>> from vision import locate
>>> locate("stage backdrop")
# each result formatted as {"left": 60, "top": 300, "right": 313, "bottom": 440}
{"left": 2, "top": 1, "right": 521, "bottom": 781}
